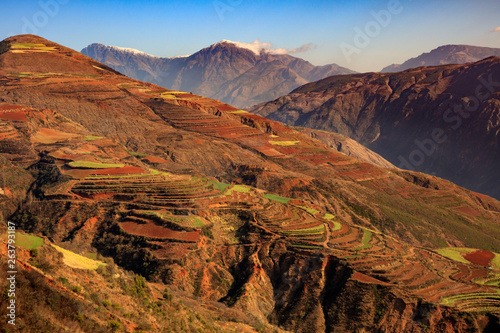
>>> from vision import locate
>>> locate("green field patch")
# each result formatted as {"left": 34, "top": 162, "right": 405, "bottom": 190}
{"left": 263, "top": 193, "right": 292, "bottom": 203}
{"left": 323, "top": 213, "right": 336, "bottom": 220}
{"left": 440, "top": 291, "right": 500, "bottom": 306}
{"left": 85, "top": 168, "right": 168, "bottom": 180}
{"left": 282, "top": 225, "right": 325, "bottom": 235}
{"left": 352, "top": 229, "right": 372, "bottom": 251}
{"left": 296, "top": 205, "right": 319, "bottom": 215}
{"left": 15, "top": 233, "right": 44, "bottom": 249}
{"left": 83, "top": 135, "right": 104, "bottom": 141}
{"left": 225, "top": 185, "right": 250, "bottom": 195}
{"left": 269, "top": 140, "right": 300, "bottom": 146}
{"left": 129, "top": 152, "right": 148, "bottom": 157}
{"left": 208, "top": 180, "right": 231, "bottom": 192}
{"left": 331, "top": 221, "right": 342, "bottom": 232}
{"left": 51, "top": 244, "right": 106, "bottom": 270}
{"left": 68, "top": 161, "right": 125, "bottom": 169}
{"left": 491, "top": 253, "right": 500, "bottom": 270}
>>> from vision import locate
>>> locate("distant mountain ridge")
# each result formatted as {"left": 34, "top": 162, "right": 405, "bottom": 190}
{"left": 249, "top": 57, "right": 500, "bottom": 199}
{"left": 382, "top": 44, "right": 500, "bottom": 72}
{"left": 81, "top": 41, "right": 355, "bottom": 108}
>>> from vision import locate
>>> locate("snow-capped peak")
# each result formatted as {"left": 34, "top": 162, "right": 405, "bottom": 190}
{"left": 216, "top": 39, "right": 302, "bottom": 56}
{"left": 102, "top": 44, "right": 159, "bottom": 58}
{"left": 87, "top": 43, "right": 191, "bottom": 59}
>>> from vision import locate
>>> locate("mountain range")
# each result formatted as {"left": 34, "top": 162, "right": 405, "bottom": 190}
{"left": 249, "top": 57, "right": 500, "bottom": 200}
{"left": 81, "top": 41, "right": 355, "bottom": 108}
{"left": 382, "top": 44, "right": 500, "bottom": 72}
{"left": 1, "top": 35, "right": 500, "bottom": 332}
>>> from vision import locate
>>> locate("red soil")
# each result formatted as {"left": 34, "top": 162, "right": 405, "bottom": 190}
{"left": 3, "top": 188, "right": 12, "bottom": 197}
{"left": 454, "top": 206, "right": 482, "bottom": 217}
{"left": 0, "top": 112, "right": 27, "bottom": 121}
{"left": 463, "top": 250, "right": 494, "bottom": 267}
{"left": 451, "top": 264, "right": 471, "bottom": 280}
{"left": 468, "top": 268, "right": 489, "bottom": 280}
{"left": 0, "top": 104, "right": 25, "bottom": 110}
{"left": 49, "top": 151, "right": 83, "bottom": 160}
{"left": 352, "top": 271, "right": 390, "bottom": 285}
{"left": 90, "top": 166, "right": 145, "bottom": 175}
{"left": 216, "top": 104, "right": 239, "bottom": 112}
{"left": 120, "top": 221, "right": 200, "bottom": 242}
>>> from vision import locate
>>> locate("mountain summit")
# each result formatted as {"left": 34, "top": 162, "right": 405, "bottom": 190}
{"left": 381, "top": 44, "right": 500, "bottom": 72}
{"left": 81, "top": 40, "right": 355, "bottom": 107}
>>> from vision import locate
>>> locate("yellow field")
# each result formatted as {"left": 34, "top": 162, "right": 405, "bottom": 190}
{"left": 51, "top": 244, "right": 106, "bottom": 270}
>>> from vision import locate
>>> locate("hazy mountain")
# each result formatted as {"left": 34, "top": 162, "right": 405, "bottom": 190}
{"left": 81, "top": 41, "right": 355, "bottom": 108}
{"left": 2, "top": 35, "right": 500, "bottom": 332}
{"left": 382, "top": 44, "right": 500, "bottom": 72}
{"left": 249, "top": 57, "right": 500, "bottom": 199}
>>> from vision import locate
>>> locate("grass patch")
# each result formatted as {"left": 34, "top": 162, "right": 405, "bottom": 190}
{"left": 83, "top": 135, "right": 104, "bottom": 141}
{"left": 15, "top": 233, "right": 44, "bottom": 249}
{"left": 263, "top": 193, "right": 292, "bottom": 203}
{"left": 282, "top": 225, "right": 325, "bottom": 235}
{"left": 68, "top": 161, "right": 125, "bottom": 169}
{"left": 224, "top": 185, "right": 250, "bottom": 195}
{"left": 331, "top": 221, "right": 343, "bottom": 232}
{"left": 296, "top": 205, "right": 319, "bottom": 215}
{"left": 85, "top": 168, "right": 168, "bottom": 180}
{"left": 323, "top": 213, "right": 336, "bottom": 220}
{"left": 129, "top": 152, "right": 148, "bottom": 158}
{"left": 491, "top": 253, "right": 500, "bottom": 270}
{"left": 51, "top": 244, "right": 106, "bottom": 270}
{"left": 269, "top": 140, "right": 300, "bottom": 146}
{"left": 209, "top": 181, "right": 231, "bottom": 192}
{"left": 353, "top": 229, "right": 372, "bottom": 251}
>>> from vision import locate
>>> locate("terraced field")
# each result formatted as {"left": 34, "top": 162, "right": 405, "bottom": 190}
{"left": 2, "top": 36, "right": 500, "bottom": 322}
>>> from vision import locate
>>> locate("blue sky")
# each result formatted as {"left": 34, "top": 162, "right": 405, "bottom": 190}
{"left": 1, "top": 0, "right": 500, "bottom": 72}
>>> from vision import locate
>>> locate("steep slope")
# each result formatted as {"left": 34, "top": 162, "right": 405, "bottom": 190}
{"left": 382, "top": 44, "right": 500, "bottom": 72}
{"left": 81, "top": 41, "right": 355, "bottom": 108}
{"left": 249, "top": 58, "right": 500, "bottom": 199}
{"left": 1, "top": 35, "right": 500, "bottom": 332}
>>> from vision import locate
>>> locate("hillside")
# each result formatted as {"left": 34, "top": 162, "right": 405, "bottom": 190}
{"left": 1, "top": 35, "right": 500, "bottom": 332}
{"left": 382, "top": 44, "right": 500, "bottom": 72}
{"left": 81, "top": 41, "right": 355, "bottom": 108}
{"left": 249, "top": 58, "right": 500, "bottom": 200}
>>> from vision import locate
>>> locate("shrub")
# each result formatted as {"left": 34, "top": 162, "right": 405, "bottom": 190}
{"left": 71, "top": 285, "right": 82, "bottom": 294}
{"left": 108, "top": 320, "right": 122, "bottom": 331}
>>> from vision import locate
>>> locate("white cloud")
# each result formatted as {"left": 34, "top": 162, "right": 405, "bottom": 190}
{"left": 492, "top": 26, "right": 500, "bottom": 32}
{"left": 221, "top": 39, "right": 315, "bottom": 55}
